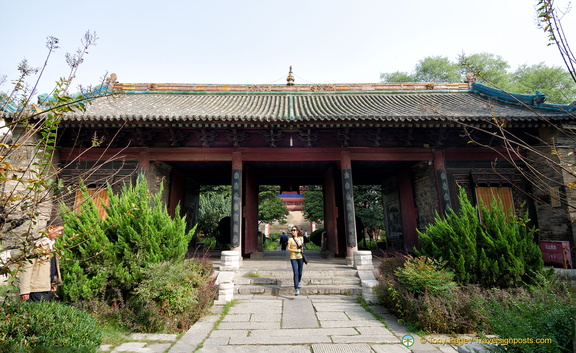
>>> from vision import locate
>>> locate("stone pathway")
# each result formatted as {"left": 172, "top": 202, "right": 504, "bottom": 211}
{"left": 100, "top": 294, "right": 460, "bottom": 353}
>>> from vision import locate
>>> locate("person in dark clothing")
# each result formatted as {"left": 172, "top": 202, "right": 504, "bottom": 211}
{"left": 280, "top": 231, "right": 289, "bottom": 251}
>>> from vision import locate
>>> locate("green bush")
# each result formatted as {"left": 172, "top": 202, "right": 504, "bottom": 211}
{"left": 198, "top": 189, "right": 231, "bottom": 238}
{"left": 0, "top": 301, "right": 102, "bottom": 352}
{"left": 374, "top": 253, "right": 407, "bottom": 317}
{"left": 376, "top": 265, "right": 485, "bottom": 333}
{"left": 129, "top": 258, "right": 217, "bottom": 333}
{"left": 69, "top": 297, "right": 138, "bottom": 334}
{"left": 304, "top": 242, "right": 320, "bottom": 250}
{"left": 200, "top": 236, "right": 217, "bottom": 250}
{"left": 263, "top": 237, "right": 279, "bottom": 251}
{"left": 309, "top": 228, "right": 324, "bottom": 247}
{"left": 375, "top": 253, "right": 575, "bottom": 338}
{"left": 478, "top": 274, "right": 575, "bottom": 353}
{"left": 59, "top": 175, "right": 195, "bottom": 303}
{"left": 358, "top": 239, "right": 378, "bottom": 250}
{"left": 417, "top": 186, "right": 543, "bottom": 288}
{"left": 395, "top": 256, "right": 457, "bottom": 295}
{"left": 398, "top": 285, "right": 487, "bottom": 334}
{"left": 268, "top": 232, "right": 281, "bottom": 242}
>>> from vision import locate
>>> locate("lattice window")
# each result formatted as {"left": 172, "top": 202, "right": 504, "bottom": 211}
{"left": 74, "top": 187, "right": 109, "bottom": 219}
{"left": 475, "top": 186, "right": 515, "bottom": 221}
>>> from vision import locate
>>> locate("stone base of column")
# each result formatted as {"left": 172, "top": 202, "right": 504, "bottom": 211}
{"left": 354, "top": 250, "right": 374, "bottom": 270}
{"left": 218, "top": 282, "right": 234, "bottom": 303}
{"left": 346, "top": 256, "right": 354, "bottom": 266}
{"left": 220, "top": 250, "right": 241, "bottom": 271}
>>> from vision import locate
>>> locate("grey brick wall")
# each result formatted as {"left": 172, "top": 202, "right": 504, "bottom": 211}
{"left": 529, "top": 128, "right": 575, "bottom": 246}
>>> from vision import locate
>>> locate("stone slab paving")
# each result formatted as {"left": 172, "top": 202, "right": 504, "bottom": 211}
{"left": 100, "top": 256, "right": 462, "bottom": 353}
{"left": 99, "top": 333, "right": 179, "bottom": 353}
{"left": 191, "top": 295, "right": 455, "bottom": 352}
{"left": 283, "top": 297, "right": 318, "bottom": 328}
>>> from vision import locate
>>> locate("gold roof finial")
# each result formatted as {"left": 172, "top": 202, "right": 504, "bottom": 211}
{"left": 287, "top": 66, "right": 295, "bottom": 86}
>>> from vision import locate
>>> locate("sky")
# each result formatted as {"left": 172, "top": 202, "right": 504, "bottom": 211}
{"left": 1, "top": 0, "right": 575, "bottom": 96}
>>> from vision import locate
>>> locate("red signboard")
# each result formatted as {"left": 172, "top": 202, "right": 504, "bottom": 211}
{"left": 539, "top": 241, "right": 572, "bottom": 269}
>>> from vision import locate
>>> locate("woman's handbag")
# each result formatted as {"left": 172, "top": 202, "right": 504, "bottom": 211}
{"left": 295, "top": 237, "right": 308, "bottom": 264}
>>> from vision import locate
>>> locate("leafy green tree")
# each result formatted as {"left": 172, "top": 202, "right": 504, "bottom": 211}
{"left": 461, "top": 52, "right": 512, "bottom": 90}
{"left": 416, "top": 187, "right": 543, "bottom": 288}
{"left": 380, "top": 71, "right": 414, "bottom": 83}
{"left": 381, "top": 56, "right": 460, "bottom": 83}
{"left": 512, "top": 63, "right": 576, "bottom": 104}
{"left": 59, "top": 174, "right": 194, "bottom": 302}
{"left": 303, "top": 186, "right": 324, "bottom": 223}
{"left": 258, "top": 185, "right": 288, "bottom": 225}
{"left": 353, "top": 185, "right": 385, "bottom": 240}
{"left": 198, "top": 186, "right": 231, "bottom": 237}
{"left": 414, "top": 56, "right": 461, "bottom": 82}
{"left": 382, "top": 52, "right": 576, "bottom": 103}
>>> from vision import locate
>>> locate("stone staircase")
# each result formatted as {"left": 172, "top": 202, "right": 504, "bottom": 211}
{"left": 234, "top": 266, "right": 363, "bottom": 296}
{"left": 214, "top": 250, "right": 380, "bottom": 301}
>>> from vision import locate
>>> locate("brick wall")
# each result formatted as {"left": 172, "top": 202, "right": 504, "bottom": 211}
{"left": 529, "top": 128, "right": 575, "bottom": 246}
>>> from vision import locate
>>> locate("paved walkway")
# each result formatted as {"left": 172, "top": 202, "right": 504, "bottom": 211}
{"left": 100, "top": 254, "right": 463, "bottom": 353}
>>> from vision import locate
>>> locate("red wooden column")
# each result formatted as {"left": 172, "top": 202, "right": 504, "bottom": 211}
{"left": 340, "top": 151, "right": 358, "bottom": 262}
{"left": 398, "top": 169, "right": 419, "bottom": 252}
{"left": 168, "top": 169, "right": 184, "bottom": 217}
{"left": 230, "top": 152, "right": 243, "bottom": 253}
{"left": 138, "top": 148, "right": 150, "bottom": 174}
{"left": 323, "top": 167, "right": 339, "bottom": 257}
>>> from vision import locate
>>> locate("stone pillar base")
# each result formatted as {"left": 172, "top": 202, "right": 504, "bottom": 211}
{"left": 220, "top": 250, "right": 241, "bottom": 271}
{"left": 218, "top": 282, "right": 234, "bottom": 303}
{"left": 354, "top": 250, "right": 374, "bottom": 270}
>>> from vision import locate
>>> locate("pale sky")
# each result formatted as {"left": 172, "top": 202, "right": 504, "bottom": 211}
{"left": 1, "top": 0, "right": 574, "bottom": 96}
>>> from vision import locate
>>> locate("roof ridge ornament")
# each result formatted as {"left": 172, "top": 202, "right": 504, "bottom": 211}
{"left": 287, "top": 66, "right": 295, "bottom": 86}
{"left": 465, "top": 72, "right": 477, "bottom": 89}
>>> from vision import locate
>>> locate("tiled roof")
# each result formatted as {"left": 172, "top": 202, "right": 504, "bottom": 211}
{"left": 4, "top": 83, "right": 573, "bottom": 124}
{"left": 60, "top": 91, "right": 565, "bottom": 123}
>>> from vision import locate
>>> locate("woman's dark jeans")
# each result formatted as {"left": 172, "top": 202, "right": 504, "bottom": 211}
{"left": 290, "top": 258, "right": 304, "bottom": 289}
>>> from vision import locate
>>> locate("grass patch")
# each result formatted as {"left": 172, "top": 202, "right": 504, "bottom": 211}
{"left": 100, "top": 323, "right": 132, "bottom": 346}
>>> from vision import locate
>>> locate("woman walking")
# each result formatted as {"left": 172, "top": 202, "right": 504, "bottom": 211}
{"left": 287, "top": 226, "right": 305, "bottom": 296}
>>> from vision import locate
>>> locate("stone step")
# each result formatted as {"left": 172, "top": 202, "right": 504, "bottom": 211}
{"left": 233, "top": 266, "right": 363, "bottom": 296}
{"left": 235, "top": 284, "right": 363, "bottom": 296}
{"left": 234, "top": 276, "right": 361, "bottom": 286}
{"left": 236, "top": 269, "right": 359, "bottom": 278}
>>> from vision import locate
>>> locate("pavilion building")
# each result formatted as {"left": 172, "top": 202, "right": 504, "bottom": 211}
{"left": 3, "top": 71, "right": 575, "bottom": 266}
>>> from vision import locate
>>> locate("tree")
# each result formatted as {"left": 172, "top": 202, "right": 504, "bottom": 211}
{"left": 59, "top": 175, "right": 194, "bottom": 302}
{"left": 302, "top": 186, "right": 324, "bottom": 224}
{"left": 0, "top": 31, "right": 116, "bottom": 296}
{"left": 414, "top": 56, "right": 461, "bottom": 83}
{"left": 512, "top": 63, "right": 576, "bottom": 104}
{"left": 460, "top": 53, "right": 512, "bottom": 90}
{"left": 380, "top": 56, "right": 460, "bottom": 83}
{"left": 198, "top": 186, "right": 231, "bottom": 237}
{"left": 258, "top": 185, "right": 289, "bottom": 225}
{"left": 380, "top": 71, "right": 414, "bottom": 83}
{"left": 537, "top": 0, "right": 576, "bottom": 83}
{"left": 454, "top": 3, "right": 576, "bottom": 229}
{"left": 381, "top": 52, "right": 576, "bottom": 103}
{"left": 417, "top": 187, "right": 543, "bottom": 288}
{"left": 353, "top": 185, "right": 385, "bottom": 241}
